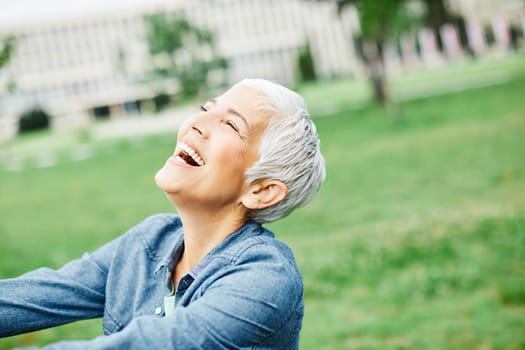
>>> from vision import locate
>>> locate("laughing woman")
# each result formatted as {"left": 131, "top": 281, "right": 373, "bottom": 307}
{"left": 0, "top": 79, "right": 326, "bottom": 349}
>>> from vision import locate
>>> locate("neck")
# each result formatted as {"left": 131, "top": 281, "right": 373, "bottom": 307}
{"left": 176, "top": 205, "right": 245, "bottom": 272}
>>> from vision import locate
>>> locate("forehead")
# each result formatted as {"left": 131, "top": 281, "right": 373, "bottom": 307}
{"left": 216, "top": 85, "right": 271, "bottom": 127}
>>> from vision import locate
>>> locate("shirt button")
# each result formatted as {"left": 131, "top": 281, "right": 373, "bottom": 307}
{"left": 154, "top": 307, "right": 162, "bottom": 316}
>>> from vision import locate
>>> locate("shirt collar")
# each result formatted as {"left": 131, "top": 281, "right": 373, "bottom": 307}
{"left": 154, "top": 220, "right": 268, "bottom": 277}
{"left": 189, "top": 220, "right": 268, "bottom": 278}
{"left": 154, "top": 227, "right": 184, "bottom": 274}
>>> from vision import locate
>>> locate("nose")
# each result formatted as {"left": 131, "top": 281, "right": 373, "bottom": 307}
{"left": 191, "top": 124, "right": 204, "bottom": 136}
{"left": 188, "top": 113, "right": 210, "bottom": 139}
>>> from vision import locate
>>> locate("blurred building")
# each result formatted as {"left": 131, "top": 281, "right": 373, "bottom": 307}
{"left": 1, "top": 0, "right": 524, "bottom": 143}
{"left": 0, "top": 0, "right": 362, "bottom": 142}
{"left": 449, "top": 0, "right": 525, "bottom": 53}
{"left": 449, "top": 0, "right": 524, "bottom": 26}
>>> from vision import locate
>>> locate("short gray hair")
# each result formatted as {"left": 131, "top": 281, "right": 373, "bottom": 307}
{"left": 234, "top": 78, "right": 326, "bottom": 223}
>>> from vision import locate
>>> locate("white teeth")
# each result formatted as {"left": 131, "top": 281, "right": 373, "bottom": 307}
{"left": 179, "top": 142, "right": 205, "bottom": 166}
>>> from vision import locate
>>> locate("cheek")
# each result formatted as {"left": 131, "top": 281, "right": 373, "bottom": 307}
{"left": 218, "top": 137, "right": 247, "bottom": 162}
{"left": 209, "top": 140, "right": 248, "bottom": 180}
{"left": 233, "top": 143, "right": 248, "bottom": 161}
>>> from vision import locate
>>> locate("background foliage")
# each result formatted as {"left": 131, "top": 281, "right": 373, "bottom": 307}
{"left": 144, "top": 12, "right": 227, "bottom": 99}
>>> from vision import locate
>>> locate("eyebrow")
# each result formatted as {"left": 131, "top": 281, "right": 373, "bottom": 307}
{"left": 208, "top": 98, "right": 249, "bottom": 128}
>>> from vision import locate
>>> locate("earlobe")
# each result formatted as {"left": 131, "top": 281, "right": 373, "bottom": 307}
{"left": 241, "top": 180, "right": 288, "bottom": 210}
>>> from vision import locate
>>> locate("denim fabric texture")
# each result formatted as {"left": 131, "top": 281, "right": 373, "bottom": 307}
{"left": 0, "top": 214, "right": 304, "bottom": 349}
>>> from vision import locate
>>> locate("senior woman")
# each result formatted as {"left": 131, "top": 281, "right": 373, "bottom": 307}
{"left": 0, "top": 79, "right": 326, "bottom": 349}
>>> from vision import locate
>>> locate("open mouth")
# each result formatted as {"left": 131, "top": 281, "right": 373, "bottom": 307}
{"left": 176, "top": 142, "right": 205, "bottom": 167}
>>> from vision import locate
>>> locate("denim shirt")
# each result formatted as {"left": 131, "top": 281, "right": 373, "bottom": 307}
{"left": 0, "top": 214, "right": 304, "bottom": 349}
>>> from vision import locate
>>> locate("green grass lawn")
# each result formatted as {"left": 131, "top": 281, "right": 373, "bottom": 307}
{"left": 1, "top": 74, "right": 525, "bottom": 349}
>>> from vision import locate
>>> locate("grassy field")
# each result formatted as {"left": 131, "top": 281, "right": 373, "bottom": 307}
{"left": 1, "top": 66, "right": 525, "bottom": 348}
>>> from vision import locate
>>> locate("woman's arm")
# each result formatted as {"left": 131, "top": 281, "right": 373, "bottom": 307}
{"left": 11, "top": 241, "right": 303, "bottom": 349}
{"left": 0, "top": 236, "right": 121, "bottom": 337}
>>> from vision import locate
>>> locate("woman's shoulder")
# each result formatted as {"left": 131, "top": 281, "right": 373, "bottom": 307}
{"left": 216, "top": 228, "right": 304, "bottom": 316}
{"left": 225, "top": 226, "right": 303, "bottom": 284}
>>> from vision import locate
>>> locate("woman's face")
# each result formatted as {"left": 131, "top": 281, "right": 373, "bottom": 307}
{"left": 155, "top": 85, "right": 270, "bottom": 213}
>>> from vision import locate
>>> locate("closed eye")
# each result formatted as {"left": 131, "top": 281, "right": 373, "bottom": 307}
{"left": 200, "top": 103, "right": 242, "bottom": 135}
{"left": 225, "top": 120, "right": 240, "bottom": 133}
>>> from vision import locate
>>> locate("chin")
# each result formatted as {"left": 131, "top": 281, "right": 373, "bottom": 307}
{"left": 155, "top": 166, "right": 185, "bottom": 194}
{"left": 154, "top": 167, "right": 171, "bottom": 190}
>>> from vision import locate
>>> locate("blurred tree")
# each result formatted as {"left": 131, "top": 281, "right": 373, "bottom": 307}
{"left": 1, "top": 36, "right": 17, "bottom": 119}
{"left": 311, "top": 0, "right": 420, "bottom": 118}
{"left": 420, "top": 0, "right": 453, "bottom": 32}
{"left": 144, "top": 12, "right": 227, "bottom": 99}
{"left": 419, "top": 0, "right": 469, "bottom": 51}
{"left": 0, "top": 36, "right": 15, "bottom": 69}
{"left": 297, "top": 42, "right": 317, "bottom": 82}
{"left": 352, "top": 0, "right": 407, "bottom": 108}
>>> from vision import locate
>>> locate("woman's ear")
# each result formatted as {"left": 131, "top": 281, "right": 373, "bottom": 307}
{"left": 241, "top": 179, "right": 288, "bottom": 210}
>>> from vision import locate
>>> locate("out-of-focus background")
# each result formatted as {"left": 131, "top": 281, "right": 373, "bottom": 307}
{"left": 1, "top": 0, "right": 524, "bottom": 348}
